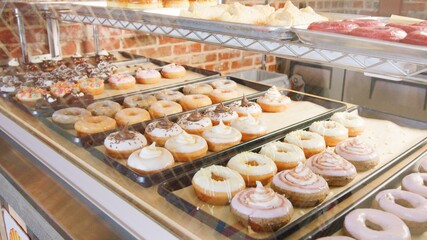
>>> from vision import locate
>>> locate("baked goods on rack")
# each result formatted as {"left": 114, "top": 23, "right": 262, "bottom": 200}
{"left": 180, "top": 3, "right": 229, "bottom": 20}
{"left": 271, "top": 163, "right": 329, "bottom": 207}
{"left": 230, "top": 114, "right": 267, "bottom": 141}
{"left": 309, "top": 120, "right": 348, "bottom": 147}
{"left": 401, "top": 173, "right": 427, "bottom": 198}
{"left": 268, "top": 1, "right": 328, "bottom": 27}
{"left": 205, "top": 103, "right": 239, "bottom": 125}
{"left": 227, "top": 152, "right": 277, "bottom": 187}
{"left": 163, "top": 0, "right": 189, "bottom": 8}
{"left": 372, "top": 189, "right": 427, "bottom": 233}
{"left": 164, "top": 131, "right": 208, "bottom": 162}
{"left": 209, "top": 79, "right": 237, "bottom": 90}
{"left": 179, "top": 94, "right": 212, "bottom": 110}
{"left": 344, "top": 208, "right": 411, "bottom": 240}
{"left": 256, "top": 86, "right": 291, "bottom": 112}
{"left": 218, "top": 3, "right": 275, "bottom": 25}
{"left": 208, "top": 88, "right": 240, "bottom": 103}
{"left": 127, "top": 143, "right": 174, "bottom": 174}
{"left": 144, "top": 118, "right": 183, "bottom": 146}
{"left": 123, "top": 94, "right": 157, "bottom": 109}
{"left": 78, "top": 77, "right": 105, "bottom": 95}
{"left": 161, "top": 64, "right": 186, "bottom": 79}
{"left": 229, "top": 95, "right": 263, "bottom": 117}
{"left": 182, "top": 83, "right": 213, "bottom": 95}
{"left": 284, "top": 130, "right": 326, "bottom": 158}
{"left": 127, "top": 0, "right": 163, "bottom": 9}
{"left": 135, "top": 68, "right": 161, "bottom": 84}
{"left": 87, "top": 100, "right": 121, "bottom": 118}
{"left": 15, "top": 87, "right": 47, "bottom": 107}
{"left": 177, "top": 111, "right": 213, "bottom": 136}
{"left": 192, "top": 165, "right": 245, "bottom": 205}
{"left": 74, "top": 116, "right": 117, "bottom": 136}
{"left": 330, "top": 112, "right": 365, "bottom": 137}
{"left": 114, "top": 108, "right": 151, "bottom": 126}
{"left": 52, "top": 107, "right": 92, "bottom": 129}
{"left": 104, "top": 124, "right": 148, "bottom": 159}
{"left": 306, "top": 150, "right": 357, "bottom": 187}
{"left": 0, "top": 75, "right": 22, "bottom": 95}
{"left": 335, "top": 138, "right": 379, "bottom": 172}
{"left": 259, "top": 141, "right": 305, "bottom": 170}
{"left": 148, "top": 100, "right": 183, "bottom": 118}
{"left": 108, "top": 73, "right": 136, "bottom": 90}
{"left": 230, "top": 181, "right": 294, "bottom": 232}
{"left": 202, "top": 120, "right": 242, "bottom": 152}
{"left": 49, "top": 81, "right": 78, "bottom": 98}
{"left": 155, "top": 90, "right": 184, "bottom": 102}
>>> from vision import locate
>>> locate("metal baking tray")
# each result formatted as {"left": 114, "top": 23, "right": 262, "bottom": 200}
{"left": 157, "top": 106, "right": 427, "bottom": 239}
{"left": 39, "top": 76, "right": 269, "bottom": 147}
{"left": 86, "top": 90, "right": 345, "bottom": 187}
{"left": 292, "top": 24, "right": 427, "bottom": 64}
{"left": 302, "top": 150, "right": 427, "bottom": 239}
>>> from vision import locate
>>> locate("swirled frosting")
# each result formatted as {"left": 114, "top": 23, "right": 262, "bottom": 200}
{"left": 165, "top": 132, "right": 207, "bottom": 153}
{"left": 272, "top": 163, "right": 329, "bottom": 194}
{"left": 330, "top": 112, "right": 365, "bottom": 128}
{"left": 231, "top": 181, "right": 293, "bottom": 218}
{"left": 258, "top": 86, "right": 291, "bottom": 104}
{"left": 230, "top": 114, "right": 267, "bottom": 134}
{"left": 335, "top": 138, "right": 378, "bottom": 162}
{"left": 127, "top": 143, "right": 174, "bottom": 172}
{"left": 202, "top": 120, "right": 242, "bottom": 144}
{"left": 306, "top": 150, "right": 357, "bottom": 177}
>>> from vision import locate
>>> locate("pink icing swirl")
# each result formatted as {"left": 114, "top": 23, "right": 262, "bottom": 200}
{"left": 335, "top": 138, "right": 378, "bottom": 162}
{"left": 307, "top": 150, "right": 356, "bottom": 177}
{"left": 239, "top": 182, "right": 284, "bottom": 209}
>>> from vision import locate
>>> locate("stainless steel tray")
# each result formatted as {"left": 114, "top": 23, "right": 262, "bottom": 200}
{"left": 302, "top": 150, "right": 427, "bottom": 239}
{"left": 292, "top": 24, "right": 427, "bottom": 64}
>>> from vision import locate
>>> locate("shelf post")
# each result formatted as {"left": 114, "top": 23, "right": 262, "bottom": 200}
{"left": 45, "top": 10, "right": 62, "bottom": 58}
{"left": 14, "top": 8, "right": 29, "bottom": 64}
{"left": 93, "top": 25, "right": 99, "bottom": 54}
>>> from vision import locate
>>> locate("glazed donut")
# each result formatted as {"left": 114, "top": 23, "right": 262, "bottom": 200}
{"left": 148, "top": 100, "right": 183, "bottom": 119}
{"left": 401, "top": 31, "right": 427, "bottom": 46}
{"left": 108, "top": 73, "right": 136, "bottom": 90}
{"left": 74, "top": 116, "right": 117, "bottom": 136}
{"left": 164, "top": 131, "right": 208, "bottom": 162}
{"left": 308, "top": 21, "right": 359, "bottom": 34}
{"left": 177, "top": 111, "right": 212, "bottom": 136}
{"left": 335, "top": 138, "right": 379, "bottom": 172}
{"left": 284, "top": 130, "right": 326, "bottom": 158}
{"left": 104, "top": 125, "right": 147, "bottom": 159}
{"left": 257, "top": 86, "right": 291, "bottom": 112}
{"left": 349, "top": 27, "right": 407, "bottom": 42}
{"left": 127, "top": 143, "right": 174, "bottom": 174}
{"left": 343, "top": 19, "right": 385, "bottom": 27}
{"left": 192, "top": 165, "right": 245, "bottom": 205}
{"left": 87, "top": 100, "right": 121, "bottom": 118}
{"left": 229, "top": 95, "right": 263, "bottom": 117}
{"left": 52, "top": 107, "right": 92, "bottom": 128}
{"left": 372, "top": 189, "right": 427, "bottom": 233}
{"left": 330, "top": 112, "right": 365, "bottom": 137}
{"left": 205, "top": 103, "right": 239, "bottom": 126}
{"left": 202, "top": 120, "right": 242, "bottom": 152}
{"left": 78, "top": 77, "right": 104, "bottom": 95}
{"left": 227, "top": 152, "right": 277, "bottom": 187}
{"left": 179, "top": 94, "right": 212, "bottom": 111}
{"left": 209, "top": 88, "right": 241, "bottom": 103}
{"left": 135, "top": 69, "right": 161, "bottom": 84}
{"left": 306, "top": 150, "right": 357, "bottom": 187}
{"left": 344, "top": 208, "right": 410, "bottom": 240}
{"left": 309, "top": 121, "right": 348, "bottom": 147}
{"left": 420, "top": 156, "right": 427, "bottom": 173}
{"left": 402, "top": 173, "right": 427, "bottom": 198}
{"left": 259, "top": 141, "right": 305, "bottom": 171}
{"left": 123, "top": 94, "right": 157, "bottom": 109}
{"left": 182, "top": 83, "right": 213, "bottom": 95}
{"left": 144, "top": 118, "right": 183, "bottom": 147}
{"left": 209, "top": 79, "right": 237, "bottom": 90}
{"left": 271, "top": 163, "right": 329, "bottom": 207}
{"left": 114, "top": 108, "right": 151, "bottom": 126}
{"left": 386, "top": 23, "right": 427, "bottom": 33}
{"left": 154, "top": 90, "right": 184, "bottom": 102}
{"left": 230, "top": 114, "right": 267, "bottom": 141}
{"left": 161, "top": 64, "right": 186, "bottom": 79}
{"left": 231, "top": 181, "right": 294, "bottom": 232}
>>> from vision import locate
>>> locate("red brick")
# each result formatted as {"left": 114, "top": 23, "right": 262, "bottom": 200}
{"left": 99, "top": 38, "right": 121, "bottom": 50}
{"left": 122, "top": 35, "right": 156, "bottom": 48}
{"left": 219, "top": 50, "right": 241, "bottom": 59}
{"left": 61, "top": 41, "right": 77, "bottom": 56}
{"left": 205, "top": 61, "right": 229, "bottom": 73}
{"left": 191, "top": 53, "right": 217, "bottom": 64}
{"left": 231, "top": 58, "right": 253, "bottom": 69}
{"left": 81, "top": 40, "right": 95, "bottom": 53}
{"left": 26, "top": 28, "right": 48, "bottom": 44}
{"left": 97, "top": 26, "right": 122, "bottom": 37}
{"left": 268, "top": 64, "right": 276, "bottom": 72}
{"left": 139, "top": 46, "right": 172, "bottom": 59}
{"left": 27, "top": 43, "right": 49, "bottom": 56}
{"left": 173, "top": 44, "right": 189, "bottom": 55}
{"left": 353, "top": 1, "right": 363, "bottom": 8}
{"left": 402, "top": 3, "right": 426, "bottom": 11}
{"left": 159, "top": 36, "right": 185, "bottom": 45}
{"left": 60, "top": 24, "right": 84, "bottom": 41}
{"left": 203, "top": 44, "right": 224, "bottom": 51}
{"left": 189, "top": 43, "right": 201, "bottom": 52}
{"left": 0, "top": 29, "right": 19, "bottom": 44}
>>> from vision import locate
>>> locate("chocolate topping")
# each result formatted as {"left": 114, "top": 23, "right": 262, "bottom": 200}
{"left": 240, "top": 95, "right": 252, "bottom": 107}
{"left": 187, "top": 110, "right": 204, "bottom": 122}
{"left": 214, "top": 103, "right": 232, "bottom": 114}
{"left": 114, "top": 124, "right": 135, "bottom": 141}
{"left": 155, "top": 118, "right": 174, "bottom": 129}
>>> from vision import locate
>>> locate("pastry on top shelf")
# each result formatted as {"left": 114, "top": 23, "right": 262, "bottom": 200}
{"left": 268, "top": 1, "right": 328, "bottom": 27}
{"left": 127, "top": 0, "right": 163, "bottom": 9}
{"left": 163, "top": 0, "right": 189, "bottom": 8}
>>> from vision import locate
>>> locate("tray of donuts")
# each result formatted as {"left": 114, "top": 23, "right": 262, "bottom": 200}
{"left": 84, "top": 87, "right": 346, "bottom": 187}
{"left": 157, "top": 106, "right": 427, "bottom": 239}
{"left": 292, "top": 18, "right": 427, "bottom": 61}
{"left": 40, "top": 76, "right": 270, "bottom": 147}
{"left": 303, "top": 150, "right": 427, "bottom": 240}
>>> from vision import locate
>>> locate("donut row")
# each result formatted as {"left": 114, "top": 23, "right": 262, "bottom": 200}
{"left": 308, "top": 19, "right": 427, "bottom": 46}
{"left": 320, "top": 157, "right": 427, "bottom": 240}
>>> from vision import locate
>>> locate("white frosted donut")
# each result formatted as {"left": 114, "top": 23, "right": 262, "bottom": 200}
{"left": 164, "top": 132, "right": 208, "bottom": 162}
{"left": 402, "top": 173, "right": 427, "bottom": 198}
{"left": 104, "top": 128, "right": 147, "bottom": 159}
{"left": 145, "top": 120, "right": 183, "bottom": 139}
{"left": 227, "top": 152, "right": 277, "bottom": 186}
{"left": 284, "top": 130, "right": 326, "bottom": 158}
{"left": 202, "top": 121, "right": 242, "bottom": 144}
{"left": 209, "top": 79, "right": 237, "bottom": 90}
{"left": 259, "top": 142, "right": 305, "bottom": 170}
{"left": 205, "top": 103, "right": 239, "bottom": 125}
{"left": 230, "top": 114, "right": 267, "bottom": 141}
{"left": 330, "top": 112, "right": 364, "bottom": 136}
{"left": 309, "top": 121, "right": 348, "bottom": 147}
{"left": 373, "top": 189, "right": 427, "bottom": 231}
{"left": 229, "top": 96, "right": 263, "bottom": 117}
{"left": 420, "top": 156, "right": 427, "bottom": 173}
{"left": 177, "top": 111, "right": 212, "bottom": 135}
{"left": 127, "top": 143, "right": 174, "bottom": 174}
{"left": 344, "top": 208, "right": 410, "bottom": 240}
{"left": 135, "top": 69, "right": 161, "bottom": 84}
{"left": 192, "top": 165, "right": 245, "bottom": 205}
{"left": 256, "top": 86, "right": 291, "bottom": 112}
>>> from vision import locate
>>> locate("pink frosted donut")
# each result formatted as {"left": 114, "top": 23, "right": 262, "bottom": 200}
{"left": 108, "top": 73, "right": 136, "bottom": 90}
{"left": 419, "top": 156, "right": 427, "bottom": 173}
{"left": 135, "top": 69, "right": 161, "bottom": 84}
{"left": 335, "top": 138, "right": 379, "bottom": 172}
{"left": 401, "top": 173, "right": 427, "bottom": 198}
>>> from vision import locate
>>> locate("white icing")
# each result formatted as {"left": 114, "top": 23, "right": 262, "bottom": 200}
{"left": 72, "top": 52, "right": 82, "bottom": 58}
{"left": 177, "top": 113, "right": 212, "bottom": 130}
{"left": 139, "top": 142, "right": 162, "bottom": 158}
{"left": 162, "top": 63, "right": 185, "bottom": 73}
{"left": 230, "top": 114, "right": 267, "bottom": 134}
{"left": 104, "top": 131, "right": 147, "bottom": 152}
{"left": 98, "top": 49, "right": 109, "bottom": 56}
{"left": 330, "top": 112, "right": 365, "bottom": 128}
{"left": 285, "top": 130, "right": 326, "bottom": 150}
{"left": 155, "top": 90, "right": 184, "bottom": 102}
{"left": 136, "top": 69, "right": 161, "bottom": 79}
{"left": 109, "top": 73, "right": 136, "bottom": 84}
{"left": 309, "top": 121, "right": 349, "bottom": 137}
{"left": 8, "top": 58, "right": 19, "bottom": 67}
{"left": 257, "top": 86, "right": 291, "bottom": 104}
{"left": 306, "top": 151, "right": 357, "bottom": 177}
{"left": 259, "top": 141, "right": 305, "bottom": 164}
{"left": 165, "top": 132, "right": 207, "bottom": 153}
{"left": 0, "top": 85, "right": 16, "bottom": 93}
{"left": 146, "top": 121, "right": 183, "bottom": 138}
{"left": 230, "top": 100, "right": 262, "bottom": 116}
{"left": 203, "top": 121, "right": 242, "bottom": 144}
{"left": 335, "top": 137, "right": 378, "bottom": 162}
{"left": 52, "top": 56, "right": 63, "bottom": 61}
{"left": 227, "top": 152, "right": 277, "bottom": 176}
{"left": 205, "top": 107, "right": 238, "bottom": 123}
{"left": 127, "top": 143, "right": 174, "bottom": 172}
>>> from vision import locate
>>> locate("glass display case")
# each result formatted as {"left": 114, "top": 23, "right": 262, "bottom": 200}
{"left": 1, "top": 1, "right": 427, "bottom": 239}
